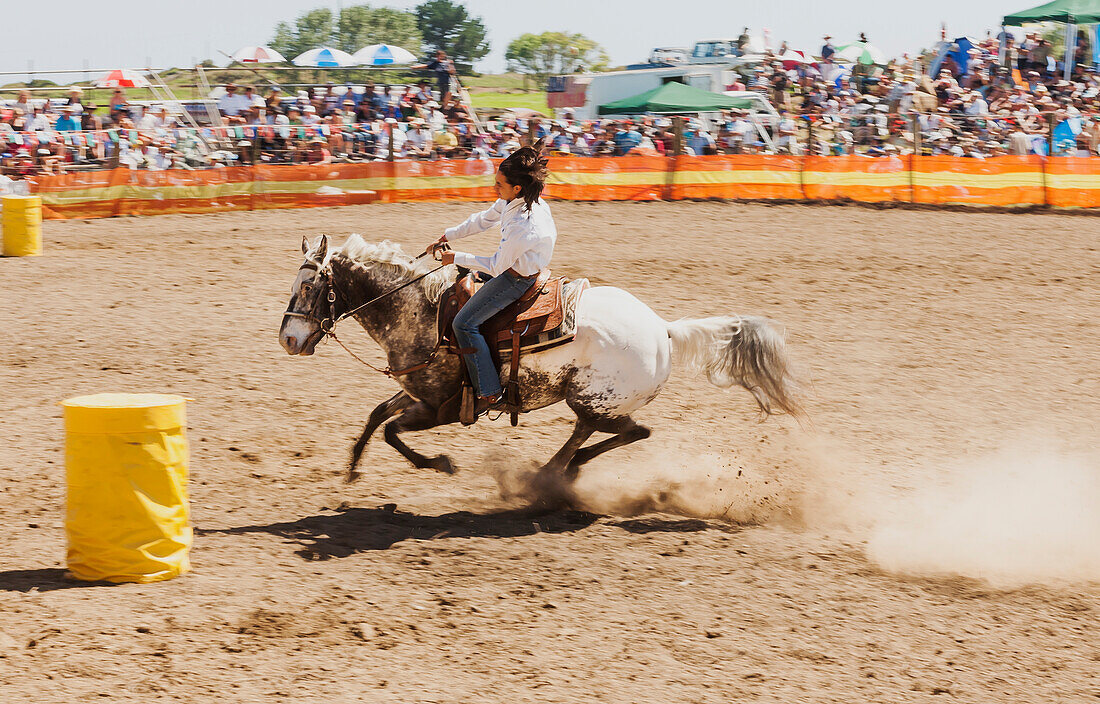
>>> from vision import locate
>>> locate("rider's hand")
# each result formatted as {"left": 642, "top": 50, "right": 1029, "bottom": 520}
{"left": 439, "top": 250, "right": 455, "bottom": 266}
{"left": 425, "top": 234, "right": 447, "bottom": 256}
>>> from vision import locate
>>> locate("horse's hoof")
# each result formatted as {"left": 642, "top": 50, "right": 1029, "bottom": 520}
{"left": 526, "top": 468, "right": 577, "bottom": 510}
{"left": 426, "top": 454, "right": 456, "bottom": 475}
{"left": 345, "top": 469, "right": 362, "bottom": 484}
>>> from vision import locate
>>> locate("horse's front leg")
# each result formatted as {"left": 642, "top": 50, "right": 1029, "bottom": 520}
{"left": 347, "top": 391, "right": 416, "bottom": 483}
{"left": 383, "top": 401, "right": 458, "bottom": 474}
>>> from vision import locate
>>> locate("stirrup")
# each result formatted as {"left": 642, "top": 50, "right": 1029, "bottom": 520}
{"left": 459, "top": 386, "right": 504, "bottom": 425}
{"left": 475, "top": 392, "right": 506, "bottom": 416}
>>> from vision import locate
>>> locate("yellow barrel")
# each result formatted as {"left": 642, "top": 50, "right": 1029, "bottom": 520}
{"left": 62, "top": 393, "right": 192, "bottom": 583}
{"left": 2, "top": 195, "right": 42, "bottom": 257}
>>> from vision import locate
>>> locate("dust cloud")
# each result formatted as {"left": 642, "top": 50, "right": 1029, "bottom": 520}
{"left": 490, "top": 447, "right": 792, "bottom": 524}
{"left": 866, "top": 444, "right": 1100, "bottom": 587}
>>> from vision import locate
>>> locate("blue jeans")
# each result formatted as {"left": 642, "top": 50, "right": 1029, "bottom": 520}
{"left": 453, "top": 270, "right": 536, "bottom": 398}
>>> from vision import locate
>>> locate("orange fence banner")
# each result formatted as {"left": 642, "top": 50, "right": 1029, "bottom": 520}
{"left": 912, "top": 155, "right": 1045, "bottom": 207}
{"left": 803, "top": 155, "right": 912, "bottom": 202}
{"left": 26, "top": 155, "right": 1100, "bottom": 220}
{"left": 546, "top": 155, "right": 667, "bottom": 201}
{"left": 1044, "top": 158, "right": 1100, "bottom": 207}
{"left": 670, "top": 154, "right": 803, "bottom": 200}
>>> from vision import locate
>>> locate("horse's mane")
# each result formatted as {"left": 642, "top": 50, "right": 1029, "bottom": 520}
{"left": 336, "top": 234, "right": 455, "bottom": 304}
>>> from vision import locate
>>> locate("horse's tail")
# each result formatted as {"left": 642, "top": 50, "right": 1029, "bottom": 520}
{"left": 666, "top": 315, "right": 805, "bottom": 419}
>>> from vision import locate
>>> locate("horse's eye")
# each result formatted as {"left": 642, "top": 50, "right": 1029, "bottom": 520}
{"left": 302, "top": 282, "right": 313, "bottom": 293}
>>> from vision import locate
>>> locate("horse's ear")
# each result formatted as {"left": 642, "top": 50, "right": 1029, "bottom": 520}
{"left": 301, "top": 235, "right": 309, "bottom": 255}
{"left": 316, "top": 234, "right": 329, "bottom": 261}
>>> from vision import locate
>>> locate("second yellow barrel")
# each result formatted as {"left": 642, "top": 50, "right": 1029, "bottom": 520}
{"left": 2, "top": 195, "right": 42, "bottom": 257}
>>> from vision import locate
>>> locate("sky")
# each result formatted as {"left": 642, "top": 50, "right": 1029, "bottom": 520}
{"left": 2, "top": 0, "right": 1033, "bottom": 81}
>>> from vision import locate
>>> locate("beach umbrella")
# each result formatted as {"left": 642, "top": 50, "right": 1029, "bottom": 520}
{"left": 292, "top": 47, "right": 358, "bottom": 67}
{"left": 835, "top": 41, "right": 888, "bottom": 65}
{"left": 352, "top": 44, "right": 418, "bottom": 66}
{"left": 231, "top": 45, "right": 287, "bottom": 64}
{"left": 779, "top": 49, "right": 814, "bottom": 69}
{"left": 93, "top": 69, "right": 151, "bottom": 88}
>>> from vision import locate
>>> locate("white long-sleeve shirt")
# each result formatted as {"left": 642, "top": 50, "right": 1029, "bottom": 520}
{"left": 443, "top": 197, "right": 556, "bottom": 277}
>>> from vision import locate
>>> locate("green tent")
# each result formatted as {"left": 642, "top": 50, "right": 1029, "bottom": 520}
{"left": 1004, "top": 0, "right": 1100, "bottom": 24}
{"left": 597, "top": 82, "right": 759, "bottom": 116}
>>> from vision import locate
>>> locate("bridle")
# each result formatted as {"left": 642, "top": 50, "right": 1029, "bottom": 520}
{"left": 282, "top": 248, "right": 450, "bottom": 377}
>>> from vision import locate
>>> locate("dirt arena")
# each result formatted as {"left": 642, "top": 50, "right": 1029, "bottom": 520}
{"left": 1, "top": 200, "right": 1097, "bottom": 702}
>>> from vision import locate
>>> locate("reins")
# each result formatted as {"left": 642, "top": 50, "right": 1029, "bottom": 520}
{"left": 288, "top": 248, "right": 450, "bottom": 378}
{"left": 324, "top": 258, "right": 447, "bottom": 332}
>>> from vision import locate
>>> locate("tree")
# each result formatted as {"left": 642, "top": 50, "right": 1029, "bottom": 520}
{"left": 335, "top": 6, "right": 422, "bottom": 55}
{"left": 505, "top": 32, "right": 609, "bottom": 88}
{"left": 270, "top": 5, "right": 422, "bottom": 60}
{"left": 415, "top": 0, "right": 490, "bottom": 73}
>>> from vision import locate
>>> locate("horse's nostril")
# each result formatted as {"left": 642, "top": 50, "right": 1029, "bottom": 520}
{"left": 287, "top": 336, "right": 298, "bottom": 349}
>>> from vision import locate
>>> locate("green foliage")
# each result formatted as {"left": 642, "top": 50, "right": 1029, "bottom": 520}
{"left": 505, "top": 32, "right": 609, "bottom": 86}
{"left": 270, "top": 5, "right": 422, "bottom": 60}
{"left": 414, "top": 0, "right": 490, "bottom": 73}
{"left": 336, "top": 6, "right": 422, "bottom": 55}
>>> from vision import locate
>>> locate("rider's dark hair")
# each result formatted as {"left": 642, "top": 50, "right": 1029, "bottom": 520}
{"left": 499, "top": 138, "right": 549, "bottom": 211}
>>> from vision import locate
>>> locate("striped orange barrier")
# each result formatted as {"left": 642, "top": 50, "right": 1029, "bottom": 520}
{"left": 27, "top": 155, "right": 1100, "bottom": 220}
{"left": 1044, "top": 158, "right": 1100, "bottom": 207}
{"left": 546, "top": 155, "right": 667, "bottom": 201}
{"left": 912, "top": 156, "right": 1045, "bottom": 207}
{"left": 669, "top": 155, "right": 802, "bottom": 200}
{"left": 803, "top": 155, "right": 912, "bottom": 202}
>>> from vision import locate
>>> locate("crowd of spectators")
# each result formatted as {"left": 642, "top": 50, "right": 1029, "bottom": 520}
{"left": 4, "top": 32, "right": 1100, "bottom": 181}
{"left": 728, "top": 31, "right": 1100, "bottom": 157}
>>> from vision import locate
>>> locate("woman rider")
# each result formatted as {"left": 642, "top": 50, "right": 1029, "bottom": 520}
{"left": 428, "top": 139, "right": 554, "bottom": 416}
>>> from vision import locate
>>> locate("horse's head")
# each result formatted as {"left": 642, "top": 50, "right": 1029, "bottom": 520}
{"left": 279, "top": 234, "right": 332, "bottom": 356}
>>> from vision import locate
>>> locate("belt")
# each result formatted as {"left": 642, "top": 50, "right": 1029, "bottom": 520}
{"left": 506, "top": 267, "right": 538, "bottom": 279}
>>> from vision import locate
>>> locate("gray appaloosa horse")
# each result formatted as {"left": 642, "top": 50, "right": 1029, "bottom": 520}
{"left": 280, "top": 234, "right": 803, "bottom": 493}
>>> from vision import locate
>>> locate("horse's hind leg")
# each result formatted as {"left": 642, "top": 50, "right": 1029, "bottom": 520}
{"left": 347, "top": 391, "right": 415, "bottom": 483}
{"left": 540, "top": 419, "right": 596, "bottom": 475}
{"left": 383, "top": 401, "right": 457, "bottom": 475}
{"left": 564, "top": 416, "right": 651, "bottom": 480}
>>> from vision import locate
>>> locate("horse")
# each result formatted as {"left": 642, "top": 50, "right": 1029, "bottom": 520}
{"left": 279, "top": 234, "right": 803, "bottom": 494}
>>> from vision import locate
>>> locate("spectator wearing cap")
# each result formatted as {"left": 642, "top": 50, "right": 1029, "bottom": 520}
{"left": 218, "top": 84, "right": 250, "bottom": 117}
{"left": 26, "top": 104, "right": 51, "bottom": 132}
{"left": 240, "top": 86, "right": 264, "bottom": 112}
{"left": 687, "top": 121, "right": 717, "bottom": 155}
{"left": 302, "top": 136, "right": 332, "bottom": 164}
{"left": 821, "top": 35, "right": 835, "bottom": 62}
{"left": 374, "top": 118, "right": 407, "bottom": 160}
{"left": 55, "top": 105, "right": 81, "bottom": 132}
{"left": 434, "top": 123, "right": 459, "bottom": 158}
{"left": 339, "top": 85, "right": 359, "bottom": 110}
{"left": 65, "top": 86, "right": 84, "bottom": 108}
{"left": 406, "top": 117, "right": 434, "bottom": 159}
{"left": 613, "top": 121, "right": 642, "bottom": 155}
{"left": 137, "top": 105, "right": 168, "bottom": 131}
{"left": 301, "top": 104, "right": 320, "bottom": 126}
{"left": 412, "top": 50, "right": 456, "bottom": 105}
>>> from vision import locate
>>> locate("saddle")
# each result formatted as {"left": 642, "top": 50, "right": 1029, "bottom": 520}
{"left": 438, "top": 269, "right": 587, "bottom": 426}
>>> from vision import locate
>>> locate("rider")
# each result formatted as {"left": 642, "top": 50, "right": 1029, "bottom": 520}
{"left": 428, "top": 138, "right": 555, "bottom": 415}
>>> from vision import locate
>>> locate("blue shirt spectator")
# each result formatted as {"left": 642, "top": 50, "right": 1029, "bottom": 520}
{"left": 55, "top": 109, "right": 80, "bottom": 131}
{"left": 613, "top": 125, "right": 642, "bottom": 155}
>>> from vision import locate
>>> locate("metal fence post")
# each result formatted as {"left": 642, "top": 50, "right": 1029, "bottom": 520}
{"left": 911, "top": 114, "right": 920, "bottom": 203}
{"left": 388, "top": 124, "right": 395, "bottom": 162}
